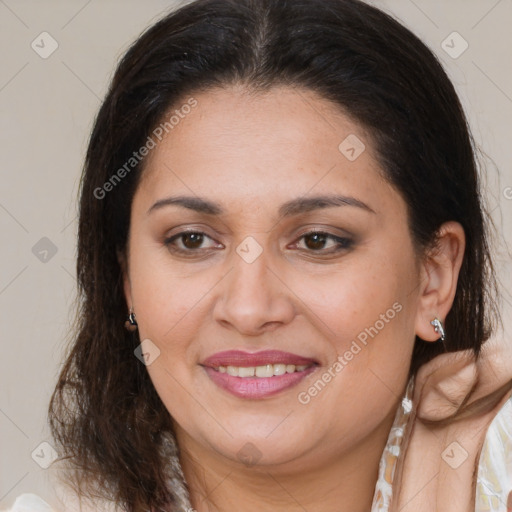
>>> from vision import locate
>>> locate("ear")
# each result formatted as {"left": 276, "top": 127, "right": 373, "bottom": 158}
{"left": 414, "top": 221, "right": 466, "bottom": 342}
{"left": 117, "top": 249, "right": 133, "bottom": 309}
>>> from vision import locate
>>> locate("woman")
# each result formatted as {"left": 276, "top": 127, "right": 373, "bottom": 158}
{"left": 7, "top": 0, "right": 512, "bottom": 511}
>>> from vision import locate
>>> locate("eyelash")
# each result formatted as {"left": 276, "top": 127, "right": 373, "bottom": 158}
{"left": 163, "top": 230, "right": 353, "bottom": 256}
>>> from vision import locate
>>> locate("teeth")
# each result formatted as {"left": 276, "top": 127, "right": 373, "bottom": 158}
{"left": 216, "top": 363, "right": 310, "bottom": 377}
{"left": 238, "top": 366, "right": 255, "bottom": 377}
{"left": 273, "top": 364, "right": 287, "bottom": 376}
{"left": 226, "top": 366, "right": 238, "bottom": 376}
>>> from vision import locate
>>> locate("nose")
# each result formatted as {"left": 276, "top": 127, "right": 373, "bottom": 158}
{"left": 212, "top": 247, "right": 296, "bottom": 336}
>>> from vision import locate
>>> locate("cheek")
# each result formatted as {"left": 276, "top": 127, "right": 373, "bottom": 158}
{"left": 288, "top": 275, "right": 414, "bottom": 449}
{"left": 128, "top": 244, "right": 230, "bottom": 379}
{"left": 293, "top": 253, "right": 414, "bottom": 350}
{"left": 128, "top": 240, "right": 205, "bottom": 334}
{"left": 289, "top": 248, "right": 417, "bottom": 403}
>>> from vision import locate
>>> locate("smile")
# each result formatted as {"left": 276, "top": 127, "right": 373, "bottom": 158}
{"left": 215, "top": 363, "right": 310, "bottom": 377}
{"left": 202, "top": 350, "right": 318, "bottom": 399}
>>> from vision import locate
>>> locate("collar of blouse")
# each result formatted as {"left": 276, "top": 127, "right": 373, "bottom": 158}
{"left": 372, "top": 339, "right": 512, "bottom": 512}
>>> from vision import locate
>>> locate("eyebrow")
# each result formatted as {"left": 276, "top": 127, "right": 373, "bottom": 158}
{"left": 147, "top": 194, "right": 376, "bottom": 217}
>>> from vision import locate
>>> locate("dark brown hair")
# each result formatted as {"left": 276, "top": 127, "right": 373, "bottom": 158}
{"left": 48, "top": 0, "right": 503, "bottom": 510}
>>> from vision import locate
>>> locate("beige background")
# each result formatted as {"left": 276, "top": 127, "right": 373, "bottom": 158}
{"left": 0, "top": 0, "right": 511, "bottom": 507}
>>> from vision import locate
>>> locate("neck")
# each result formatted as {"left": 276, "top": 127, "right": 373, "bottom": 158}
{"left": 175, "top": 405, "right": 397, "bottom": 512}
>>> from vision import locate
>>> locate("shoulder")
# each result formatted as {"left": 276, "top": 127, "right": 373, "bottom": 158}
{"left": 390, "top": 340, "right": 512, "bottom": 511}
{"left": 0, "top": 490, "right": 124, "bottom": 512}
{"left": 1, "top": 460, "right": 128, "bottom": 512}
{"left": 0, "top": 494, "right": 55, "bottom": 512}
{"left": 475, "top": 391, "right": 512, "bottom": 511}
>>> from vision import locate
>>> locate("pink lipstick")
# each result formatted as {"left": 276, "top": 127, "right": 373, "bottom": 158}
{"left": 201, "top": 350, "right": 318, "bottom": 399}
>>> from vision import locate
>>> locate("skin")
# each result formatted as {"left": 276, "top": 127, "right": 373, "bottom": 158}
{"left": 121, "top": 84, "right": 465, "bottom": 512}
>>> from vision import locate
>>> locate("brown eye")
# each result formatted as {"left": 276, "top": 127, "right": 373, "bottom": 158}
{"left": 295, "top": 231, "right": 353, "bottom": 254}
{"left": 164, "top": 230, "right": 221, "bottom": 256}
{"left": 180, "top": 232, "right": 204, "bottom": 249}
{"left": 303, "top": 232, "right": 328, "bottom": 250}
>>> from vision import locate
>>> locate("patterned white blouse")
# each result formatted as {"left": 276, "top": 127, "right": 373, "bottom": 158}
{"left": 4, "top": 377, "right": 512, "bottom": 512}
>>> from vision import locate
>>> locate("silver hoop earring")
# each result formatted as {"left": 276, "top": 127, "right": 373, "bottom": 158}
{"left": 430, "top": 317, "right": 445, "bottom": 342}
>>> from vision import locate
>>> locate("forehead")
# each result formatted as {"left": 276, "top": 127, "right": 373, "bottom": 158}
{"left": 135, "top": 84, "right": 402, "bottom": 220}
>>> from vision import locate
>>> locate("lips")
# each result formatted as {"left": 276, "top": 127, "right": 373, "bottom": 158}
{"left": 202, "top": 350, "right": 318, "bottom": 368}
{"left": 201, "top": 350, "right": 318, "bottom": 399}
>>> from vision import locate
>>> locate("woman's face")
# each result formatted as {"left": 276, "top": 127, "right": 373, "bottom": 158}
{"left": 123, "top": 85, "right": 424, "bottom": 471}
